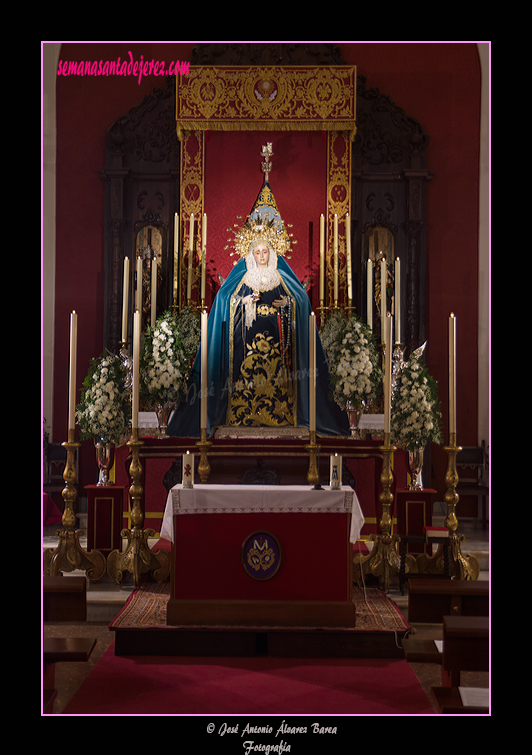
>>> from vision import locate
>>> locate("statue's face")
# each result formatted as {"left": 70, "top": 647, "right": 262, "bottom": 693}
{"left": 252, "top": 242, "right": 269, "bottom": 268}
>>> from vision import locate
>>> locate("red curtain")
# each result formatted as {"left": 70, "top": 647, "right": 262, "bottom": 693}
{"left": 204, "top": 130, "right": 327, "bottom": 309}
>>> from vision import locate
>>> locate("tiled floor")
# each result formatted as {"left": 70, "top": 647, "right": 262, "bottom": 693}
{"left": 42, "top": 517, "right": 489, "bottom": 715}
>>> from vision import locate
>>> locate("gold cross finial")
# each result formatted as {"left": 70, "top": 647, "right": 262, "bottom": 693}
{"left": 261, "top": 143, "right": 273, "bottom": 182}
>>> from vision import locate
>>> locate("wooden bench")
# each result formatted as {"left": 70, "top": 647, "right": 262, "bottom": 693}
{"left": 43, "top": 637, "right": 97, "bottom": 714}
{"left": 43, "top": 576, "right": 87, "bottom": 622}
{"left": 43, "top": 637, "right": 97, "bottom": 663}
{"left": 403, "top": 614, "right": 489, "bottom": 710}
{"left": 441, "top": 614, "right": 489, "bottom": 687}
{"left": 430, "top": 685, "right": 489, "bottom": 714}
{"left": 408, "top": 577, "right": 489, "bottom": 623}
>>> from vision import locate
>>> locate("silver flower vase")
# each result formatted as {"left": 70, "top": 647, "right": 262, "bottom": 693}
{"left": 346, "top": 400, "right": 363, "bottom": 438}
{"left": 94, "top": 440, "right": 115, "bottom": 486}
{"left": 407, "top": 446, "right": 425, "bottom": 490}
{"left": 156, "top": 403, "right": 173, "bottom": 438}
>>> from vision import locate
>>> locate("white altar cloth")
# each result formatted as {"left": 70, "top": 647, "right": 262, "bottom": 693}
{"left": 160, "top": 484, "right": 364, "bottom": 545}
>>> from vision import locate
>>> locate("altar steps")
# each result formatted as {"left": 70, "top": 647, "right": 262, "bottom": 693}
{"left": 110, "top": 623, "right": 410, "bottom": 659}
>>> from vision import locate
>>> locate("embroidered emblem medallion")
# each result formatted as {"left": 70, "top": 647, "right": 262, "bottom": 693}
{"left": 241, "top": 531, "right": 282, "bottom": 580}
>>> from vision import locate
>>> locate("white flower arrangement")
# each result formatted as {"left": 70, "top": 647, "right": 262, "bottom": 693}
{"left": 77, "top": 351, "right": 131, "bottom": 445}
{"left": 391, "top": 352, "right": 443, "bottom": 451}
{"left": 321, "top": 311, "right": 382, "bottom": 409}
{"left": 140, "top": 311, "right": 190, "bottom": 408}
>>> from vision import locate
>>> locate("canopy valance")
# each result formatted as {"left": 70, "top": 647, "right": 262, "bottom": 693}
{"left": 175, "top": 66, "right": 357, "bottom": 140}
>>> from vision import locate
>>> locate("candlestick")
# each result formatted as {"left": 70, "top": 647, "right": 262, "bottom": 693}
{"left": 380, "top": 258, "right": 387, "bottom": 339}
{"left": 68, "top": 311, "right": 77, "bottom": 430}
{"left": 187, "top": 213, "right": 194, "bottom": 303}
{"left": 200, "top": 311, "right": 208, "bottom": 430}
{"left": 384, "top": 313, "right": 392, "bottom": 435}
{"left": 449, "top": 313, "right": 456, "bottom": 435}
{"left": 333, "top": 214, "right": 338, "bottom": 303}
{"left": 201, "top": 213, "right": 207, "bottom": 304}
{"left": 346, "top": 213, "right": 352, "bottom": 301}
{"left": 121, "top": 257, "right": 129, "bottom": 343}
{"left": 367, "top": 259, "right": 373, "bottom": 330}
{"left": 132, "top": 309, "right": 140, "bottom": 431}
{"left": 151, "top": 256, "right": 157, "bottom": 328}
{"left": 394, "top": 257, "right": 401, "bottom": 343}
{"left": 319, "top": 214, "right": 325, "bottom": 305}
{"left": 309, "top": 312, "right": 316, "bottom": 433}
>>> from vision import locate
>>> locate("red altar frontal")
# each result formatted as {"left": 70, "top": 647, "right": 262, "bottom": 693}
{"left": 164, "top": 484, "right": 363, "bottom": 627}
{"left": 113, "top": 435, "right": 408, "bottom": 542}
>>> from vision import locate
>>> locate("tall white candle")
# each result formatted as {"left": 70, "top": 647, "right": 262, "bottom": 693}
{"left": 346, "top": 213, "right": 352, "bottom": 301}
{"left": 394, "top": 257, "right": 401, "bottom": 344}
{"left": 200, "top": 311, "right": 208, "bottom": 430}
{"left": 380, "top": 258, "right": 387, "bottom": 339}
{"left": 173, "top": 213, "right": 179, "bottom": 308}
{"left": 333, "top": 214, "right": 339, "bottom": 301}
{"left": 367, "top": 260, "right": 373, "bottom": 330}
{"left": 187, "top": 213, "right": 194, "bottom": 302}
{"left": 68, "top": 311, "right": 77, "bottom": 430}
{"left": 319, "top": 214, "right": 325, "bottom": 303}
{"left": 136, "top": 255, "right": 142, "bottom": 313}
{"left": 309, "top": 312, "right": 316, "bottom": 433}
{"left": 151, "top": 256, "right": 157, "bottom": 328}
{"left": 132, "top": 309, "right": 140, "bottom": 430}
{"left": 121, "top": 257, "right": 129, "bottom": 343}
{"left": 384, "top": 313, "right": 393, "bottom": 436}
{"left": 201, "top": 213, "right": 207, "bottom": 302}
{"left": 449, "top": 313, "right": 456, "bottom": 435}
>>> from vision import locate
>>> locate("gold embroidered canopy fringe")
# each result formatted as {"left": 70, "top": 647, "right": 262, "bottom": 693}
{"left": 175, "top": 66, "right": 357, "bottom": 141}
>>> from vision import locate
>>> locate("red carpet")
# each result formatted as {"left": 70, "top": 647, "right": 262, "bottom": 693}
{"left": 63, "top": 644, "right": 434, "bottom": 716}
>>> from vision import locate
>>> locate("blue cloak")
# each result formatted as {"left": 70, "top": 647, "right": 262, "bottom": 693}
{"left": 168, "top": 256, "right": 348, "bottom": 438}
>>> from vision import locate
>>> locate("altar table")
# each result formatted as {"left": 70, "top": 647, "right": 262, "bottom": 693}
{"left": 166, "top": 484, "right": 363, "bottom": 628}
{"left": 114, "top": 436, "right": 407, "bottom": 540}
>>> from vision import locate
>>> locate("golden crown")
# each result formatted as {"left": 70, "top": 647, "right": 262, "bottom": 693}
{"left": 225, "top": 215, "right": 294, "bottom": 260}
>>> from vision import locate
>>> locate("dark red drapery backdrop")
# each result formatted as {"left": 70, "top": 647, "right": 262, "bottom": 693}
{"left": 204, "top": 129, "right": 326, "bottom": 308}
{"left": 51, "top": 42, "right": 482, "bottom": 502}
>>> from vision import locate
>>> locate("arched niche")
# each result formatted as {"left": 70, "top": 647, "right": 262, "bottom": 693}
{"left": 134, "top": 222, "right": 167, "bottom": 331}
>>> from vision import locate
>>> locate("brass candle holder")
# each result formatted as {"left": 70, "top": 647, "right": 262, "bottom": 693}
{"left": 416, "top": 432, "right": 479, "bottom": 580}
{"left": 43, "top": 430, "right": 106, "bottom": 582}
{"left": 196, "top": 427, "right": 212, "bottom": 483}
{"left": 305, "top": 429, "right": 321, "bottom": 486}
{"left": 353, "top": 434, "right": 402, "bottom": 591}
{"left": 107, "top": 429, "right": 170, "bottom": 586}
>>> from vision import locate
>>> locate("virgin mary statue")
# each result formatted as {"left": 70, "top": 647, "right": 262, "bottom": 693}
{"left": 168, "top": 192, "right": 348, "bottom": 438}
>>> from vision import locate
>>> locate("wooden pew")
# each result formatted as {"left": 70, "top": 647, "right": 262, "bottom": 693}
{"left": 430, "top": 615, "right": 490, "bottom": 714}
{"left": 403, "top": 615, "right": 489, "bottom": 713}
{"left": 403, "top": 615, "right": 489, "bottom": 683}
{"left": 407, "top": 578, "right": 489, "bottom": 623}
{"left": 42, "top": 637, "right": 97, "bottom": 714}
{"left": 43, "top": 637, "right": 97, "bottom": 663}
{"left": 440, "top": 615, "right": 489, "bottom": 686}
{"left": 43, "top": 576, "right": 87, "bottom": 622}
{"left": 430, "top": 686, "right": 489, "bottom": 714}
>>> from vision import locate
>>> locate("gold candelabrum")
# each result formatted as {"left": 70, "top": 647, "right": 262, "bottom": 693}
{"left": 107, "top": 428, "right": 170, "bottom": 586}
{"left": 196, "top": 427, "right": 212, "bottom": 483}
{"left": 305, "top": 430, "right": 321, "bottom": 486}
{"left": 353, "top": 433, "right": 401, "bottom": 591}
{"left": 43, "top": 429, "right": 106, "bottom": 581}
{"left": 416, "top": 432, "right": 479, "bottom": 580}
